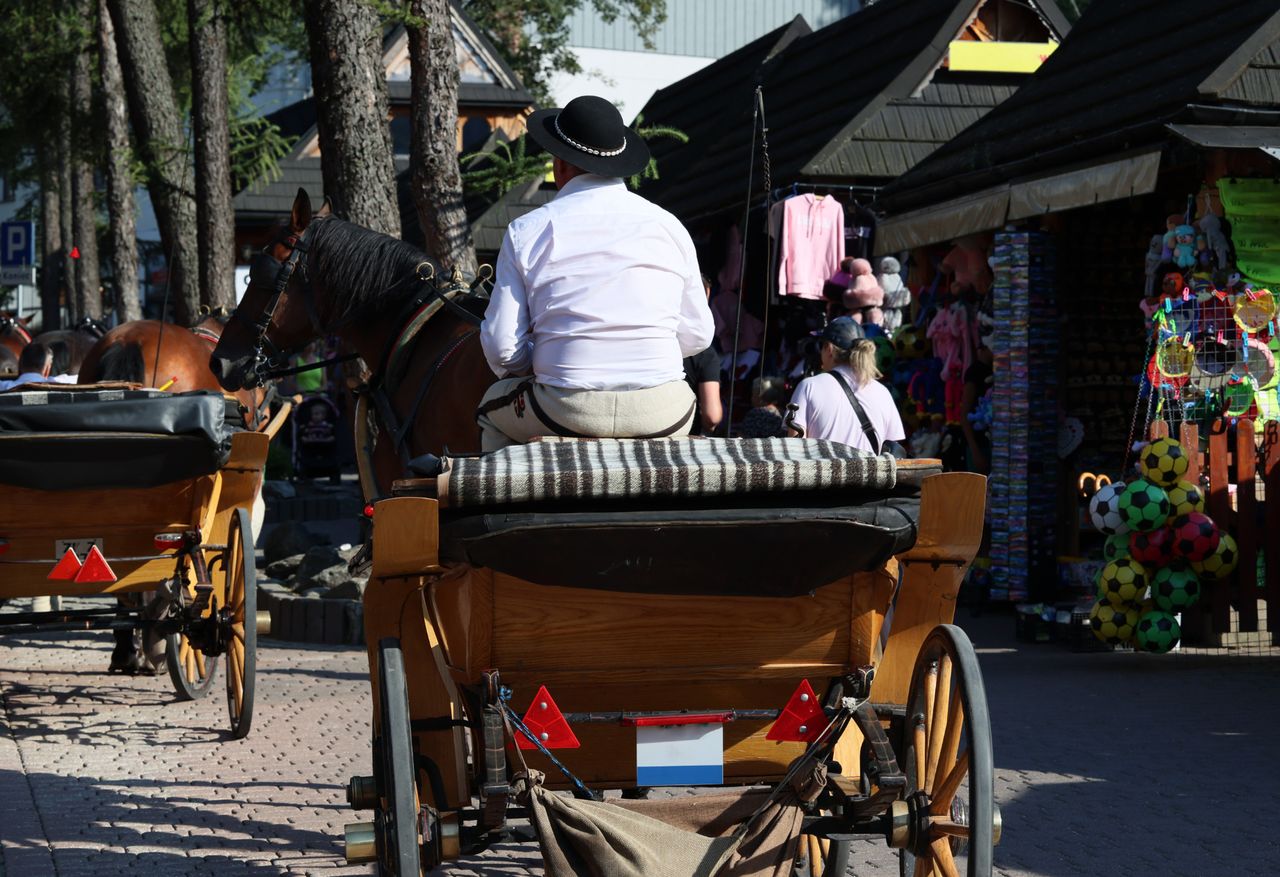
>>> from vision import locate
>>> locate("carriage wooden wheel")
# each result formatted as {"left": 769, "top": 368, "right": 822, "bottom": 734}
{"left": 223, "top": 507, "right": 258, "bottom": 739}
{"left": 375, "top": 638, "right": 422, "bottom": 877}
{"left": 897, "top": 625, "right": 996, "bottom": 877}
{"left": 165, "top": 627, "right": 217, "bottom": 700}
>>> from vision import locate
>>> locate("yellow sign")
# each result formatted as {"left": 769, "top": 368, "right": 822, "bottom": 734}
{"left": 948, "top": 41, "right": 1058, "bottom": 74}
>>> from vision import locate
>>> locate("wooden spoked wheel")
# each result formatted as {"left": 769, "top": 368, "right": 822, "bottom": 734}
{"left": 797, "top": 834, "right": 851, "bottom": 876}
{"left": 165, "top": 629, "right": 217, "bottom": 700}
{"left": 224, "top": 507, "right": 257, "bottom": 739}
{"left": 376, "top": 638, "right": 422, "bottom": 877}
{"left": 899, "top": 625, "right": 994, "bottom": 877}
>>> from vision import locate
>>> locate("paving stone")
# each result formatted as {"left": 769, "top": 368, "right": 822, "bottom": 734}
{"left": 3, "top": 605, "right": 1279, "bottom": 876}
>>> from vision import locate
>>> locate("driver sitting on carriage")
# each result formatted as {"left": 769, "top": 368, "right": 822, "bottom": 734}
{"left": 477, "top": 95, "right": 715, "bottom": 451}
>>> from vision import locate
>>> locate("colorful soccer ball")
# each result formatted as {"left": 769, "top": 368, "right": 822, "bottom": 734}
{"left": 1117, "top": 479, "right": 1170, "bottom": 532}
{"left": 1135, "top": 610, "right": 1181, "bottom": 653}
{"left": 1089, "top": 481, "right": 1130, "bottom": 534}
{"left": 1096, "top": 557, "right": 1149, "bottom": 607}
{"left": 1192, "top": 531, "right": 1238, "bottom": 581}
{"left": 1165, "top": 480, "right": 1205, "bottom": 518}
{"left": 1102, "top": 532, "right": 1130, "bottom": 563}
{"left": 1140, "top": 438, "right": 1189, "bottom": 487}
{"left": 1090, "top": 601, "right": 1139, "bottom": 645}
{"left": 1150, "top": 565, "right": 1201, "bottom": 612}
{"left": 1169, "top": 512, "right": 1220, "bottom": 562}
{"left": 1128, "top": 526, "right": 1174, "bottom": 568}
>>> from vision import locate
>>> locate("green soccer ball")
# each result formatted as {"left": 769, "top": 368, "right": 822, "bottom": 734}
{"left": 1135, "top": 610, "right": 1181, "bottom": 653}
{"left": 1102, "top": 532, "right": 1130, "bottom": 563}
{"left": 1096, "top": 557, "right": 1149, "bottom": 608}
{"left": 1192, "top": 531, "right": 1239, "bottom": 581}
{"left": 1165, "top": 479, "right": 1205, "bottom": 518}
{"left": 1117, "top": 478, "right": 1171, "bottom": 532}
{"left": 1150, "top": 565, "right": 1201, "bottom": 612}
{"left": 1090, "top": 601, "right": 1139, "bottom": 645}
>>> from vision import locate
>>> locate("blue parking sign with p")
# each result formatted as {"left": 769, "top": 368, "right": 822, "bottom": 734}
{"left": 1, "top": 221, "right": 34, "bottom": 268}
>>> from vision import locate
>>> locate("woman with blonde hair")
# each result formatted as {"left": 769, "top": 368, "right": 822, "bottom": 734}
{"left": 786, "top": 316, "right": 904, "bottom": 454}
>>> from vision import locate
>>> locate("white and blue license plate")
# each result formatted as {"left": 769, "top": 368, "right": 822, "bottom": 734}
{"left": 635, "top": 723, "right": 724, "bottom": 787}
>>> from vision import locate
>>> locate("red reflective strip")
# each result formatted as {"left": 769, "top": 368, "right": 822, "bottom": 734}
{"left": 154, "top": 534, "right": 183, "bottom": 550}
{"left": 0, "top": 539, "right": 8, "bottom": 555}
{"left": 620, "top": 713, "right": 734, "bottom": 727}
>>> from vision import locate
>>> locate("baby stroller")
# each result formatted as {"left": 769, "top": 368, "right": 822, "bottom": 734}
{"left": 292, "top": 394, "right": 341, "bottom": 481}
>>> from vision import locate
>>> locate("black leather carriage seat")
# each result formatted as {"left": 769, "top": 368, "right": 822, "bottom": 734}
{"left": 0, "top": 386, "right": 239, "bottom": 490}
{"left": 392, "top": 438, "right": 940, "bottom": 597}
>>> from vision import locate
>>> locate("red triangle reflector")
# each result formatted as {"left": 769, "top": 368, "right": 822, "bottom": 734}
{"left": 74, "top": 546, "right": 117, "bottom": 583}
{"left": 766, "top": 679, "right": 825, "bottom": 743}
{"left": 48, "top": 547, "right": 82, "bottom": 581}
{"left": 516, "top": 685, "right": 580, "bottom": 750}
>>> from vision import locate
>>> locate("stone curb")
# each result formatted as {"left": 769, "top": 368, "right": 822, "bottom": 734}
{"left": 258, "top": 581, "right": 364, "bottom": 646}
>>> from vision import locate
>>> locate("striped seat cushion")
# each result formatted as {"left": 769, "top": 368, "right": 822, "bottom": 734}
{"left": 439, "top": 437, "right": 896, "bottom": 508}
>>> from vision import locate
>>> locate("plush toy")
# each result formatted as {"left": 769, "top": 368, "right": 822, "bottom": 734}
{"left": 1195, "top": 233, "right": 1211, "bottom": 268}
{"left": 1162, "top": 214, "right": 1182, "bottom": 261}
{"left": 1174, "top": 224, "right": 1197, "bottom": 270}
{"left": 876, "top": 256, "right": 910, "bottom": 333}
{"left": 940, "top": 236, "right": 992, "bottom": 295}
{"left": 1197, "top": 212, "right": 1231, "bottom": 271}
{"left": 842, "top": 258, "right": 884, "bottom": 325}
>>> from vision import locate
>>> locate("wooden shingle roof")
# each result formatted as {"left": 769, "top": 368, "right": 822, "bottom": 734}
{"left": 879, "top": 0, "right": 1280, "bottom": 215}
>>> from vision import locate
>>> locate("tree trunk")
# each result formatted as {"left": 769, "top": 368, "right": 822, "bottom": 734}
{"left": 107, "top": 0, "right": 200, "bottom": 326}
{"left": 57, "top": 79, "right": 76, "bottom": 323}
{"left": 39, "top": 156, "right": 63, "bottom": 332}
{"left": 407, "top": 0, "right": 476, "bottom": 275}
{"left": 99, "top": 0, "right": 141, "bottom": 324}
{"left": 188, "top": 0, "right": 235, "bottom": 312}
{"left": 303, "top": 0, "right": 400, "bottom": 237}
{"left": 69, "top": 0, "right": 103, "bottom": 322}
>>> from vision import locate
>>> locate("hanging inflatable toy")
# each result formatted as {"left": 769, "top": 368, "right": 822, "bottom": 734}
{"left": 1154, "top": 335, "right": 1194, "bottom": 379}
{"left": 1190, "top": 330, "right": 1239, "bottom": 387}
{"left": 1241, "top": 337, "right": 1277, "bottom": 389}
{"left": 1224, "top": 376, "right": 1255, "bottom": 417}
{"left": 1234, "top": 287, "right": 1278, "bottom": 333}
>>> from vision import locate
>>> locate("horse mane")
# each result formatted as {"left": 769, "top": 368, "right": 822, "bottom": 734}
{"left": 305, "top": 217, "right": 439, "bottom": 323}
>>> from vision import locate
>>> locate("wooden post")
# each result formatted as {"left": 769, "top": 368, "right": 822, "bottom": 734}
{"left": 1235, "top": 420, "right": 1257, "bottom": 632}
{"left": 1180, "top": 423, "right": 1200, "bottom": 484}
{"left": 1207, "top": 421, "right": 1231, "bottom": 634}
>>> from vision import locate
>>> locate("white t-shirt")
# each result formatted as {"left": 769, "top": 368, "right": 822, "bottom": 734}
{"left": 789, "top": 365, "right": 905, "bottom": 453}
{"left": 480, "top": 174, "right": 715, "bottom": 391}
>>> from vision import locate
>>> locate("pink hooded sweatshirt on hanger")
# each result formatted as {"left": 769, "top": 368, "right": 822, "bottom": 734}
{"left": 778, "top": 194, "right": 845, "bottom": 300}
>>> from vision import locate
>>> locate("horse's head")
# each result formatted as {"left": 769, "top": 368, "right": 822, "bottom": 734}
{"left": 211, "top": 188, "right": 331, "bottom": 390}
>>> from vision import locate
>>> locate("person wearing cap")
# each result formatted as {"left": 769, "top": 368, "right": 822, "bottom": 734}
{"left": 785, "top": 316, "right": 904, "bottom": 454}
{"left": 477, "top": 95, "right": 715, "bottom": 451}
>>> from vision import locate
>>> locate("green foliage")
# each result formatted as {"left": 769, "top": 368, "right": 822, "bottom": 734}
{"left": 461, "top": 135, "right": 550, "bottom": 197}
{"left": 627, "top": 113, "right": 686, "bottom": 190}
{"left": 0, "top": 0, "right": 84, "bottom": 175}
{"left": 463, "top": 0, "right": 666, "bottom": 106}
{"left": 229, "top": 113, "right": 291, "bottom": 191}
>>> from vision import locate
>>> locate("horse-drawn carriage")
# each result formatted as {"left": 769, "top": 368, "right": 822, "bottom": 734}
{"left": 199, "top": 190, "right": 998, "bottom": 875}
{"left": 0, "top": 383, "right": 289, "bottom": 738}
{"left": 340, "top": 439, "right": 994, "bottom": 877}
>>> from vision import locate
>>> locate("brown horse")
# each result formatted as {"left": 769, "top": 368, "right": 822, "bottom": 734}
{"left": 79, "top": 318, "right": 271, "bottom": 429}
{"left": 36, "top": 317, "right": 109, "bottom": 375}
{"left": 210, "top": 190, "right": 495, "bottom": 494}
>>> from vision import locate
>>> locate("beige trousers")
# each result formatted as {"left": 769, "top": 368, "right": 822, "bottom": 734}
{"left": 476, "top": 378, "right": 696, "bottom": 452}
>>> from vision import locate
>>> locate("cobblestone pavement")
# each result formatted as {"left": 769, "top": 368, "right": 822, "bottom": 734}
{"left": 3, "top": 604, "right": 1278, "bottom": 876}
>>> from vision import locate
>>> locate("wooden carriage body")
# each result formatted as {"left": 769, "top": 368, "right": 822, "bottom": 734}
{"left": 361, "top": 460, "right": 987, "bottom": 811}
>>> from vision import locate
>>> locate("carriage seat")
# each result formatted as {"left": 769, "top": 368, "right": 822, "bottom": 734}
{"left": 0, "top": 386, "right": 238, "bottom": 490}
{"left": 393, "top": 438, "right": 939, "bottom": 596}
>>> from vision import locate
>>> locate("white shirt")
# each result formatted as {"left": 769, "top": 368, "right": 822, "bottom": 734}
{"left": 480, "top": 174, "right": 715, "bottom": 391}
{"left": 789, "top": 366, "right": 905, "bottom": 453}
{"left": 0, "top": 372, "right": 51, "bottom": 392}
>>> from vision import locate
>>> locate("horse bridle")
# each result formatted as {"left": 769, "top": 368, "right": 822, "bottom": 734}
{"left": 232, "top": 222, "right": 329, "bottom": 388}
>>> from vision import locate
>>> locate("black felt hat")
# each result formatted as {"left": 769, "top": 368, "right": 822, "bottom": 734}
{"left": 526, "top": 95, "right": 650, "bottom": 178}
